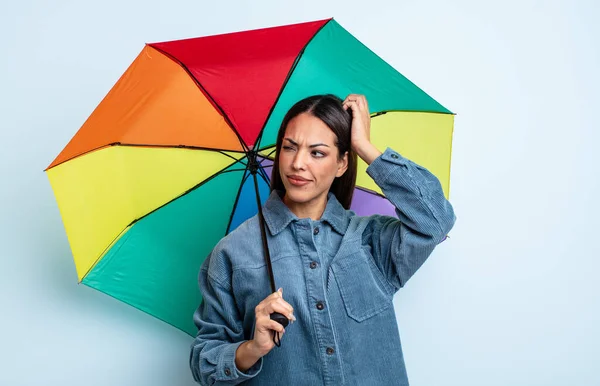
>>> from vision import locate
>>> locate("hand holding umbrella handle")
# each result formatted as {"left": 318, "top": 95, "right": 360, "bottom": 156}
{"left": 270, "top": 312, "right": 289, "bottom": 347}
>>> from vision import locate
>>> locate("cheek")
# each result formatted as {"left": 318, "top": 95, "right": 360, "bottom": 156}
{"left": 314, "top": 161, "right": 340, "bottom": 181}
{"left": 278, "top": 154, "right": 289, "bottom": 171}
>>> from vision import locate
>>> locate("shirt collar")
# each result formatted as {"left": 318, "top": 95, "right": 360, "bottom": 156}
{"left": 262, "top": 190, "right": 352, "bottom": 236}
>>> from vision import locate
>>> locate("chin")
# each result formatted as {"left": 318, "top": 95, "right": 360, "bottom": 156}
{"left": 284, "top": 189, "right": 311, "bottom": 203}
{"left": 283, "top": 187, "right": 324, "bottom": 206}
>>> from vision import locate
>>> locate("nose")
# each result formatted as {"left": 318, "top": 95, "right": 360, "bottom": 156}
{"left": 292, "top": 149, "right": 308, "bottom": 171}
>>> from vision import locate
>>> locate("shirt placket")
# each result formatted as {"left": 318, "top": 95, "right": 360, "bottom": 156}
{"left": 295, "top": 219, "right": 342, "bottom": 386}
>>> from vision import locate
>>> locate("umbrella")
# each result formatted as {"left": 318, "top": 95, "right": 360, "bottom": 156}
{"left": 45, "top": 18, "right": 454, "bottom": 336}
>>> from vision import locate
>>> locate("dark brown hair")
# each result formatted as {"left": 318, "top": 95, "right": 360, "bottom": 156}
{"left": 269, "top": 94, "right": 357, "bottom": 209}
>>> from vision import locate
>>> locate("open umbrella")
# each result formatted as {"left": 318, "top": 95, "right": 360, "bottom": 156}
{"left": 45, "top": 18, "right": 454, "bottom": 336}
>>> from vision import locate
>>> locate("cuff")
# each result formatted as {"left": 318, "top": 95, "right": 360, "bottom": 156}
{"left": 218, "top": 341, "right": 263, "bottom": 383}
{"left": 366, "top": 148, "right": 416, "bottom": 189}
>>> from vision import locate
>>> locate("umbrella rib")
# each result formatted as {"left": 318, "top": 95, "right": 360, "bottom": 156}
{"left": 148, "top": 44, "right": 250, "bottom": 153}
{"left": 218, "top": 151, "right": 247, "bottom": 164}
{"left": 127, "top": 158, "right": 249, "bottom": 226}
{"left": 82, "top": 157, "right": 249, "bottom": 281}
{"left": 253, "top": 20, "right": 332, "bottom": 150}
{"left": 248, "top": 109, "right": 453, "bottom": 162}
{"left": 80, "top": 225, "right": 130, "bottom": 282}
{"left": 355, "top": 185, "right": 387, "bottom": 199}
{"left": 261, "top": 147, "right": 276, "bottom": 160}
{"left": 254, "top": 154, "right": 272, "bottom": 184}
{"left": 368, "top": 110, "right": 456, "bottom": 117}
{"left": 216, "top": 167, "right": 249, "bottom": 175}
{"left": 109, "top": 142, "right": 248, "bottom": 158}
{"left": 45, "top": 143, "right": 247, "bottom": 170}
{"left": 225, "top": 166, "right": 252, "bottom": 235}
{"left": 257, "top": 167, "right": 271, "bottom": 186}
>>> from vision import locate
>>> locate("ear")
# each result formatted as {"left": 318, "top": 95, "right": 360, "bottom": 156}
{"left": 336, "top": 151, "right": 349, "bottom": 177}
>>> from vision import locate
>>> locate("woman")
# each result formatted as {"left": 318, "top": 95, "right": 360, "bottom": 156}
{"left": 190, "top": 94, "right": 456, "bottom": 385}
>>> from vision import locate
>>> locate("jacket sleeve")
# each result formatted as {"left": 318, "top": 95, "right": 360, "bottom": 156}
{"left": 189, "top": 249, "right": 263, "bottom": 385}
{"left": 363, "top": 147, "right": 456, "bottom": 291}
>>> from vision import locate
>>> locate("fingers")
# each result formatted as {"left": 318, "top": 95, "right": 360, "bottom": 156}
{"left": 343, "top": 94, "right": 368, "bottom": 110}
{"left": 272, "top": 321, "right": 286, "bottom": 335}
{"left": 342, "top": 95, "right": 369, "bottom": 118}
{"left": 255, "top": 289, "right": 296, "bottom": 322}
{"left": 257, "top": 319, "right": 286, "bottom": 335}
{"left": 269, "top": 290, "right": 294, "bottom": 316}
{"left": 344, "top": 94, "right": 365, "bottom": 104}
{"left": 342, "top": 99, "right": 358, "bottom": 112}
{"left": 251, "top": 289, "right": 294, "bottom": 354}
{"left": 259, "top": 301, "right": 295, "bottom": 321}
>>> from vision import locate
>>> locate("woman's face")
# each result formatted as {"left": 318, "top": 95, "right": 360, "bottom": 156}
{"left": 278, "top": 112, "right": 348, "bottom": 211}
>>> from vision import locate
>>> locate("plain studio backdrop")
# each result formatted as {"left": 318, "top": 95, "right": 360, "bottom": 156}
{"left": 1, "top": 0, "right": 598, "bottom": 385}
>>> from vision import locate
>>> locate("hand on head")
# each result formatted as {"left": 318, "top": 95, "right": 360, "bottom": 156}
{"left": 342, "top": 94, "right": 381, "bottom": 165}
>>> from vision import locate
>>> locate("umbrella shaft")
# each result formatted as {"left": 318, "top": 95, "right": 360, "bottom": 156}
{"left": 252, "top": 172, "right": 277, "bottom": 294}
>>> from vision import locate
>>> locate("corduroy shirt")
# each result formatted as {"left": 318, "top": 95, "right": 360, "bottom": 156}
{"left": 190, "top": 148, "right": 456, "bottom": 385}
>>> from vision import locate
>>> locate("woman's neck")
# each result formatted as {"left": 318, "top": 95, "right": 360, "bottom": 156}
{"left": 283, "top": 193, "right": 328, "bottom": 221}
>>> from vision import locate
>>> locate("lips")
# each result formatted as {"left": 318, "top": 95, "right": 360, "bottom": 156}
{"left": 287, "top": 175, "right": 311, "bottom": 186}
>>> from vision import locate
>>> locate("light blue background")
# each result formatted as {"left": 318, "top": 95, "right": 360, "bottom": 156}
{"left": 2, "top": 0, "right": 598, "bottom": 385}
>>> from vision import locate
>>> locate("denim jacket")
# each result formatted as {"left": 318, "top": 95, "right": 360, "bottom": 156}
{"left": 190, "top": 148, "right": 456, "bottom": 385}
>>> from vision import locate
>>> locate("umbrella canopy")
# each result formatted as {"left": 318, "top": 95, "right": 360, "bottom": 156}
{"left": 45, "top": 18, "right": 454, "bottom": 336}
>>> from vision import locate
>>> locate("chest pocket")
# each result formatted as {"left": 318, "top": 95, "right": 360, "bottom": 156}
{"left": 331, "top": 249, "right": 394, "bottom": 322}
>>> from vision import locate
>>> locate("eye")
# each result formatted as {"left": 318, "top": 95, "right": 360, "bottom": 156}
{"left": 311, "top": 150, "right": 325, "bottom": 158}
{"left": 282, "top": 145, "right": 296, "bottom": 152}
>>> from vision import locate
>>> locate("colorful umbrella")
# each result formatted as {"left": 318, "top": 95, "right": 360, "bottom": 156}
{"left": 45, "top": 18, "right": 454, "bottom": 336}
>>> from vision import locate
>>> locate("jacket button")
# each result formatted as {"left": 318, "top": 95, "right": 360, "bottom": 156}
{"left": 391, "top": 153, "right": 399, "bottom": 159}
{"left": 313, "top": 227, "right": 320, "bottom": 235}
{"left": 316, "top": 301, "right": 325, "bottom": 310}
{"left": 326, "top": 347, "right": 335, "bottom": 355}
{"left": 310, "top": 261, "right": 318, "bottom": 269}
{"left": 224, "top": 368, "right": 231, "bottom": 376}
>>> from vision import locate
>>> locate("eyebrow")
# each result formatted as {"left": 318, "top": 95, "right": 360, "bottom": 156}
{"left": 284, "top": 138, "right": 330, "bottom": 148}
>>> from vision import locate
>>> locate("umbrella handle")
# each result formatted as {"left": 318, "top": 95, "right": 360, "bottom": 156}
{"left": 270, "top": 312, "right": 289, "bottom": 347}
{"left": 270, "top": 312, "right": 289, "bottom": 328}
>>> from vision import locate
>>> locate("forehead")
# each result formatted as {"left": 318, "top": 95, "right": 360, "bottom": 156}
{"left": 284, "top": 113, "right": 337, "bottom": 145}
